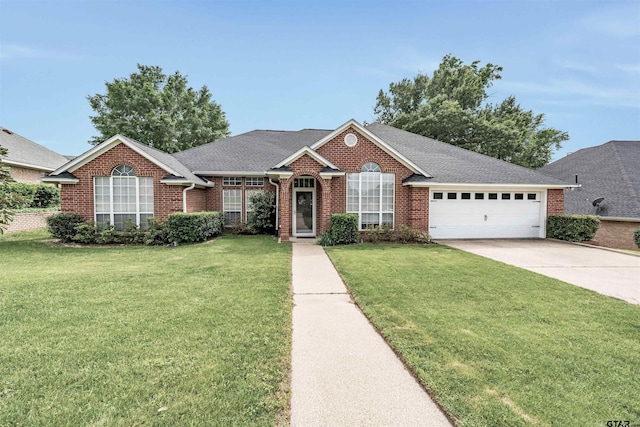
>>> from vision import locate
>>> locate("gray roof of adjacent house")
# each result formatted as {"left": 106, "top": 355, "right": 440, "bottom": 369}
{"left": 173, "top": 129, "right": 332, "bottom": 173}
{"left": 0, "top": 126, "right": 68, "bottom": 171}
{"left": 539, "top": 140, "right": 640, "bottom": 218}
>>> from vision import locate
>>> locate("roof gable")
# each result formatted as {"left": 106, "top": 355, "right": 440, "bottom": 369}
{"left": 48, "top": 135, "right": 210, "bottom": 187}
{"left": 274, "top": 146, "right": 340, "bottom": 170}
{"left": 310, "top": 119, "right": 431, "bottom": 177}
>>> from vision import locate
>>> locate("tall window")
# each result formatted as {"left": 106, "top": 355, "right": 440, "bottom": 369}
{"left": 94, "top": 165, "right": 154, "bottom": 230}
{"left": 245, "top": 189, "right": 260, "bottom": 222}
{"left": 223, "top": 189, "right": 242, "bottom": 226}
{"left": 347, "top": 162, "right": 394, "bottom": 229}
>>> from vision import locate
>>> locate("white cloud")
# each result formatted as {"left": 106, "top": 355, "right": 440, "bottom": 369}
{"left": 0, "top": 43, "right": 78, "bottom": 61}
{"left": 579, "top": 3, "right": 640, "bottom": 39}
{"left": 555, "top": 60, "right": 600, "bottom": 75}
{"left": 615, "top": 63, "right": 640, "bottom": 73}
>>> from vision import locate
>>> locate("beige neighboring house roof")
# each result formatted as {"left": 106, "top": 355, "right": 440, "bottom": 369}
{"left": 0, "top": 126, "right": 68, "bottom": 172}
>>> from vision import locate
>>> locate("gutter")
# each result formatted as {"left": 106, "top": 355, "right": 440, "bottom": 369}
{"left": 269, "top": 177, "right": 280, "bottom": 233}
{"left": 182, "top": 183, "right": 196, "bottom": 213}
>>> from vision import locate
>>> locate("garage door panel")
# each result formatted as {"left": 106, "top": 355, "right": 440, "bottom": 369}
{"left": 429, "top": 191, "right": 543, "bottom": 239}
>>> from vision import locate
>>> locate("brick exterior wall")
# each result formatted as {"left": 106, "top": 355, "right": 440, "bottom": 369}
{"left": 589, "top": 218, "right": 640, "bottom": 251}
{"left": 60, "top": 143, "right": 185, "bottom": 222}
{"left": 277, "top": 126, "right": 422, "bottom": 241}
{"left": 547, "top": 189, "right": 564, "bottom": 215}
{"left": 185, "top": 188, "right": 207, "bottom": 213}
{"left": 208, "top": 176, "right": 276, "bottom": 223}
{"left": 4, "top": 211, "right": 57, "bottom": 234}
{"left": 7, "top": 166, "right": 46, "bottom": 184}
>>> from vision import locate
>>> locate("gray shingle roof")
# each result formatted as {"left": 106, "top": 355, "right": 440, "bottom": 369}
{"left": 539, "top": 141, "right": 640, "bottom": 218}
{"left": 0, "top": 126, "right": 68, "bottom": 171}
{"left": 173, "top": 129, "right": 332, "bottom": 172}
{"left": 365, "top": 123, "right": 568, "bottom": 185}
{"left": 118, "top": 135, "right": 210, "bottom": 185}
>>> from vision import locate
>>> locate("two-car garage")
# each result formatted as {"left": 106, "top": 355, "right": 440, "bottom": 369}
{"left": 428, "top": 189, "right": 546, "bottom": 239}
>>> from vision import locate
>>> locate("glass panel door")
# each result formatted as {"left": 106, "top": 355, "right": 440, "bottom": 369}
{"left": 294, "top": 190, "right": 314, "bottom": 235}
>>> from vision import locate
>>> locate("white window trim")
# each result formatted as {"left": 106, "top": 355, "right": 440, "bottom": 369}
{"left": 94, "top": 175, "right": 154, "bottom": 229}
{"left": 245, "top": 177, "right": 264, "bottom": 187}
{"left": 346, "top": 170, "right": 395, "bottom": 230}
{"left": 223, "top": 188, "right": 243, "bottom": 226}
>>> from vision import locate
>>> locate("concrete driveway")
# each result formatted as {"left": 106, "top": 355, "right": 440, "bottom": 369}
{"left": 438, "top": 239, "right": 640, "bottom": 305}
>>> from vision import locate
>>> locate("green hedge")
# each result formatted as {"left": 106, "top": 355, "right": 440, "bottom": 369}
{"left": 547, "top": 214, "right": 600, "bottom": 242}
{"left": 167, "top": 212, "right": 224, "bottom": 243}
{"left": 0, "top": 182, "right": 60, "bottom": 209}
{"left": 318, "top": 214, "right": 359, "bottom": 246}
{"left": 46, "top": 212, "right": 223, "bottom": 245}
{"left": 634, "top": 226, "right": 640, "bottom": 249}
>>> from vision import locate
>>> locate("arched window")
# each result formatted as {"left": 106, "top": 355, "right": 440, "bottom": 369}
{"left": 347, "top": 162, "right": 394, "bottom": 229}
{"left": 94, "top": 165, "right": 154, "bottom": 230}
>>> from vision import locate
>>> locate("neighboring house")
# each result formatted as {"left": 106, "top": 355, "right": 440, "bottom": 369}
{"left": 0, "top": 126, "right": 69, "bottom": 183}
{"left": 43, "top": 119, "right": 571, "bottom": 241}
{"left": 540, "top": 140, "right": 640, "bottom": 250}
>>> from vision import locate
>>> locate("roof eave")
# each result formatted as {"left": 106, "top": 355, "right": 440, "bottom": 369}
{"left": 404, "top": 182, "right": 579, "bottom": 189}
{"left": 1, "top": 159, "right": 57, "bottom": 172}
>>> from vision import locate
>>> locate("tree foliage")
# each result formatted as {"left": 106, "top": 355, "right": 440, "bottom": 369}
{"left": 374, "top": 54, "right": 569, "bottom": 168}
{"left": 88, "top": 64, "right": 230, "bottom": 153}
{"left": 0, "top": 145, "right": 14, "bottom": 233}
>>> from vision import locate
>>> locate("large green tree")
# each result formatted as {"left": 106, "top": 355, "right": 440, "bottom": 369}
{"left": 88, "top": 64, "right": 230, "bottom": 153}
{"left": 373, "top": 55, "right": 569, "bottom": 168}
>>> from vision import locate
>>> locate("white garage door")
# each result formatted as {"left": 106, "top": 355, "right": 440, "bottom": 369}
{"left": 429, "top": 190, "right": 544, "bottom": 239}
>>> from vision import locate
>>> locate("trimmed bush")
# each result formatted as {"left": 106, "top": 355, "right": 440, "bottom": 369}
{"left": 547, "top": 214, "right": 600, "bottom": 242}
{"left": 319, "top": 214, "right": 359, "bottom": 246}
{"left": 361, "top": 224, "right": 431, "bottom": 244}
{"left": 167, "top": 211, "right": 224, "bottom": 243}
{"left": 47, "top": 212, "right": 85, "bottom": 242}
{"left": 0, "top": 182, "right": 59, "bottom": 209}
{"left": 634, "top": 226, "right": 640, "bottom": 249}
{"left": 246, "top": 190, "right": 276, "bottom": 234}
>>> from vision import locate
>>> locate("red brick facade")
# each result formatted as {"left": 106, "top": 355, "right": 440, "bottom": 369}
{"left": 7, "top": 166, "right": 46, "bottom": 184}
{"left": 547, "top": 189, "right": 564, "bottom": 216}
{"left": 589, "top": 218, "right": 640, "bottom": 251}
{"left": 61, "top": 143, "right": 186, "bottom": 223}
{"left": 57, "top": 130, "right": 567, "bottom": 240}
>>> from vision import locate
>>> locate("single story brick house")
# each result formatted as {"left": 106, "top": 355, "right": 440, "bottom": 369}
{"left": 43, "top": 119, "right": 572, "bottom": 241}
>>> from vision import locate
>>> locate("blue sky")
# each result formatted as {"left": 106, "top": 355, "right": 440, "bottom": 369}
{"left": 1, "top": 0, "right": 639, "bottom": 162}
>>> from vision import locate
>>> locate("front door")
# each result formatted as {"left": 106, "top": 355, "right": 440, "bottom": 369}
{"left": 293, "top": 188, "right": 315, "bottom": 237}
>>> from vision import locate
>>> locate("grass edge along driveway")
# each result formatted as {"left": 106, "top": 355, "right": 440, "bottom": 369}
{"left": 0, "top": 230, "right": 292, "bottom": 426}
{"left": 326, "top": 243, "right": 640, "bottom": 427}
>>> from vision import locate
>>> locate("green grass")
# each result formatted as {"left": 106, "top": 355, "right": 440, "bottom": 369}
{"left": 326, "top": 244, "right": 640, "bottom": 427}
{"left": 0, "top": 230, "right": 292, "bottom": 426}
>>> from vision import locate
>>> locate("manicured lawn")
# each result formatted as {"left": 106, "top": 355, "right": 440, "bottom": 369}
{"left": 326, "top": 244, "right": 640, "bottom": 427}
{"left": 0, "top": 230, "right": 292, "bottom": 426}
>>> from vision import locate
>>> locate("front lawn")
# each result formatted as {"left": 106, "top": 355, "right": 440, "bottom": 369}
{"left": 326, "top": 244, "right": 640, "bottom": 427}
{"left": 0, "top": 230, "right": 291, "bottom": 425}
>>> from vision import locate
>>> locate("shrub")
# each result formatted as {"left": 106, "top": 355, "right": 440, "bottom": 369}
{"left": 0, "top": 182, "right": 60, "bottom": 209}
{"left": 360, "top": 224, "right": 432, "bottom": 244}
{"left": 247, "top": 190, "right": 276, "bottom": 234}
{"left": 47, "top": 212, "right": 86, "bottom": 242}
{"left": 144, "top": 219, "right": 169, "bottom": 246}
{"left": 318, "top": 214, "right": 359, "bottom": 246}
{"left": 634, "top": 226, "right": 640, "bottom": 249}
{"left": 547, "top": 214, "right": 600, "bottom": 242}
{"left": 167, "top": 211, "right": 224, "bottom": 243}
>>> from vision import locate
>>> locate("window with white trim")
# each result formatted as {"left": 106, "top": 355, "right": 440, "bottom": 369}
{"left": 223, "top": 177, "right": 242, "bottom": 186}
{"left": 245, "top": 177, "right": 264, "bottom": 186}
{"left": 346, "top": 162, "right": 394, "bottom": 230}
{"left": 223, "top": 189, "right": 242, "bottom": 226}
{"left": 94, "top": 165, "right": 154, "bottom": 231}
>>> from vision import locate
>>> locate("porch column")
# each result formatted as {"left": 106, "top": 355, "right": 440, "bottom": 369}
{"left": 320, "top": 178, "right": 332, "bottom": 234}
{"left": 279, "top": 177, "right": 292, "bottom": 241}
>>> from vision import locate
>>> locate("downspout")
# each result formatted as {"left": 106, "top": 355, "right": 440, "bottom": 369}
{"left": 269, "top": 177, "right": 280, "bottom": 234}
{"left": 183, "top": 183, "right": 196, "bottom": 213}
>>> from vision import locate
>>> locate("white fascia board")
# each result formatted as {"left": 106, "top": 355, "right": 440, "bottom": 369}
{"left": 274, "top": 146, "right": 339, "bottom": 169}
{"left": 319, "top": 171, "right": 345, "bottom": 179}
{"left": 41, "top": 176, "right": 79, "bottom": 184}
{"left": 309, "top": 118, "right": 431, "bottom": 177}
{"left": 405, "top": 182, "right": 579, "bottom": 189}
{"left": 192, "top": 171, "right": 267, "bottom": 177}
{"left": 52, "top": 135, "right": 180, "bottom": 178}
{"left": 266, "top": 170, "right": 294, "bottom": 179}
{"left": 598, "top": 216, "right": 640, "bottom": 222}
{"left": 2, "top": 159, "right": 56, "bottom": 172}
{"left": 160, "top": 179, "right": 213, "bottom": 188}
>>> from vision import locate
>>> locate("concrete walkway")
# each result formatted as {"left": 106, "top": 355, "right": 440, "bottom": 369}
{"left": 290, "top": 241, "right": 451, "bottom": 426}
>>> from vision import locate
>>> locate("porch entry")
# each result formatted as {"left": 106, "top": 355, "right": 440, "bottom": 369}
{"left": 292, "top": 177, "right": 316, "bottom": 237}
